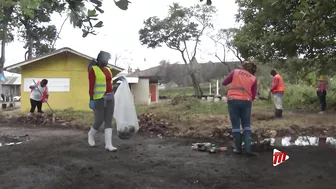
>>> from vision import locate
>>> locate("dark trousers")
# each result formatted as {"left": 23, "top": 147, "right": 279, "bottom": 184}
{"left": 317, "top": 90, "right": 327, "bottom": 111}
{"left": 92, "top": 95, "right": 115, "bottom": 130}
{"left": 228, "top": 100, "right": 252, "bottom": 136}
{"left": 30, "top": 98, "right": 43, "bottom": 113}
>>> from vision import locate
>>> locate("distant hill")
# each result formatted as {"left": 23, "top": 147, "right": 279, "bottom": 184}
{"left": 128, "top": 61, "right": 272, "bottom": 87}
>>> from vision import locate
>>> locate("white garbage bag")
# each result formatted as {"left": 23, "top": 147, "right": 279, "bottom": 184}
{"left": 113, "top": 78, "right": 139, "bottom": 139}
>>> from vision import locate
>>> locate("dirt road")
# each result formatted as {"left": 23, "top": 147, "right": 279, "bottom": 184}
{"left": 0, "top": 125, "right": 335, "bottom": 189}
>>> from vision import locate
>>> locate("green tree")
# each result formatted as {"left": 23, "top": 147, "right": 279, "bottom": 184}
{"left": 139, "top": 3, "right": 217, "bottom": 96}
{"left": 0, "top": 6, "right": 14, "bottom": 71}
{"left": 0, "top": 0, "right": 41, "bottom": 73}
{"left": 51, "top": 2, "right": 86, "bottom": 49}
{"left": 0, "top": 0, "right": 124, "bottom": 74}
{"left": 17, "top": 0, "right": 65, "bottom": 59}
{"left": 234, "top": 0, "right": 336, "bottom": 75}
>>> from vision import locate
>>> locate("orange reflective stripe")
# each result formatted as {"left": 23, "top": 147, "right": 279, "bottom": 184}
{"left": 227, "top": 69, "right": 256, "bottom": 101}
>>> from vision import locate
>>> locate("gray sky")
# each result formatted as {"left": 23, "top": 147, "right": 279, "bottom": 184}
{"left": 5, "top": 0, "right": 239, "bottom": 72}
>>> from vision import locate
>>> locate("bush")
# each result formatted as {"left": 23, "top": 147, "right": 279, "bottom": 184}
{"left": 282, "top": 84, "right": 318, "bottom": 109}
{"left": 258, "top": 76, "right": 336, "bottom": 111}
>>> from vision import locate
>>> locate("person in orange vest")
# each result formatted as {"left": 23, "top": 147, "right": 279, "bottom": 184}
{"left": 269, "top": 70, "right": 284, "bottom": 118}
{"left": 222, "top": 61, "right": 258, "bottom": 156}
{"left": 28, "top": 79, "right": 49, "bottom": 116}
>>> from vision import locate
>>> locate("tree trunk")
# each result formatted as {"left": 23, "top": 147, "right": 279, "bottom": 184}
{"left": 0, "top": 33, "right": 6, "bottom": 72}
{"left": 190, "top": 72, "right": 202, "bottom": 96}
{"left": 0, "top": 36, "right": 5, "bottom": 93}
{"left": 0, "top": 6, "right": 14, "bottom": 93}
{"left": 222, "top": 62, "right": 231, "bottom": 72}
{"left": 180, "top": 51, "right": 203, "bottom": 96}
{"left": 27, "top": 34, "right": 33, "bottom": 60}
{"left": 189, "top": 60, "right": 203, "bottom": 97}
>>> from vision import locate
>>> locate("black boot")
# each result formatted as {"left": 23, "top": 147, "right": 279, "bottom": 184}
{"left": 278, "top": 109, "right": 283, "bottom": 118}
{"left": 244, "top": 132, "right": 259, "bottom": 156}
{"left": 274, "top": 109, "right": 281, "bottom": 118}
{"left": 233, "top": 134, "right": 242, "bottom": 154}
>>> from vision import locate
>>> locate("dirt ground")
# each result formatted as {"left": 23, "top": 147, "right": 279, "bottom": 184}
{"left": 0, "top": 124, "right": 335, "bottom": 189}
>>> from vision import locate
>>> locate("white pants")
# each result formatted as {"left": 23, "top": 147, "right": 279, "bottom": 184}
{"left": 273, "top": 93, "right": 283, "bottom": 110}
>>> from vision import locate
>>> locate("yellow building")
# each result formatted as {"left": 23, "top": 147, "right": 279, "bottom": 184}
{"left": 4, "top": 47, "right": 123, "bottom": 111}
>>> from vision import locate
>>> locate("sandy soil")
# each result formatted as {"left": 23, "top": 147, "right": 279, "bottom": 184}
{"left": 0, "top": 124, "right": 335, "bottom": 189}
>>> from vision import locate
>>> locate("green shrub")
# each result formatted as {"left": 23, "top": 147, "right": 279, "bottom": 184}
{"left": 259, "top": 77, "right": 336, "bottom": 110}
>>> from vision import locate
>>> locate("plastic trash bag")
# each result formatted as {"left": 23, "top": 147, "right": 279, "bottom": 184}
{"left": 113, "top": 77, "right": 139, "bottom": 139}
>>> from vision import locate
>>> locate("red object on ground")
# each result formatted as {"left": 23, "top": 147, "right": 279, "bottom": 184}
{"left": 218, "top": 147, "right": 227, "bottom": 152}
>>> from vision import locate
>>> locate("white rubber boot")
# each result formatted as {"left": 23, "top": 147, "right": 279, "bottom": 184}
{"left": 104, "top": 128, "right": 117, "bottom": 152}
{"left": 88, "top": 127, "right": 97, "bottom": 147}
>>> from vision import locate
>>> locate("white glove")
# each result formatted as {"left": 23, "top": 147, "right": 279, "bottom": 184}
{"left": 44, "top": 98, "right": 48, "bottom": 102}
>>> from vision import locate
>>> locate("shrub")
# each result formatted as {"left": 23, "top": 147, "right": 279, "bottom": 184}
{"left": 258, "top": 76, "right": 336, "bottom": 111}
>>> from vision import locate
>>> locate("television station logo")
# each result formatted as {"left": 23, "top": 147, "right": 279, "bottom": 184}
{"left": 273, "top": 149, "right": 289, "bottom": 167}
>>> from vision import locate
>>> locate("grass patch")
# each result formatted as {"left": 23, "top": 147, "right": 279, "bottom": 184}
{"left": 54, "top": 108, "right": 93, "bottom": 128}
{"left": 159, "top": 87, "right": 196, "bottom": 97}
{"left": 159, "top": 86, "right": 216, "bottom": 97}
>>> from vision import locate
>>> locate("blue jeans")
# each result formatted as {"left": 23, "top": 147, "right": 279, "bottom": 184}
{"left": 228, "top": 100, "right": 252, "bottom": 136}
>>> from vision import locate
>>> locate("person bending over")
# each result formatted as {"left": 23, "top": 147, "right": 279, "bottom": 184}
{"left": 222, "top": 61, "right": 258, "bottom": 156}
{"left": 28, "top": 79, "right": 49, "bottom": 116}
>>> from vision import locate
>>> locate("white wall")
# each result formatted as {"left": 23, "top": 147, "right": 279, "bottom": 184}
{"left": 132, "top": 78, "right": 150, "bottom": 104}
{"left": 23, "top": 78, "right": 70, "bottom": 92}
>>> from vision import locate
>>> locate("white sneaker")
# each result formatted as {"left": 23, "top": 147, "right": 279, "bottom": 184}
{"left": 104, "top": 128, "right": 117, "bottom": 152}
{"left": 318, "top": 111, "right": 326, "bottom": 115}
{"left": 88, "top": 127, "right": 97, "bottom": 147}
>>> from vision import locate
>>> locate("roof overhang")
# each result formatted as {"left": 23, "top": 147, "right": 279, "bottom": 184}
{"left": 138, "top": 76, "right": 162, "bottom": 80}
{"left": 2, "top": 84, "right": 20, "bottom": 86}
{"left": 4, "top": 47, "right": 124, "bottom": 74}
{"left": 138, "top": 76, "right": 162, "bottom": 83}
{"left": 112, "top": 76, "right": 139, "bottom": 84}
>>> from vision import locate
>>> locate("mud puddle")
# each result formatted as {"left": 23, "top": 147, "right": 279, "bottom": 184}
{"left": 0, "top": 134, "right": 30, "bottom": 147}
{"left": 262, "top": 136, "right": 336, "bottom": 147}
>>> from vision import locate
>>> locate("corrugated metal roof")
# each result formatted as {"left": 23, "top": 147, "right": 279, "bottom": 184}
{"left": 2, "top": 75, "right": 21, "bottom": 85}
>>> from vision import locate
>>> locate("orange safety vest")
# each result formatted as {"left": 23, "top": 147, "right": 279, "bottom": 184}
{"left": 227, "top": 69, "right": 256, "bottom": 101}
{"left": 272, "top": 74, "right": 284, "bottom": 93}
{"left": 30, "top": 81, "right": 48, "bottom": 103}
